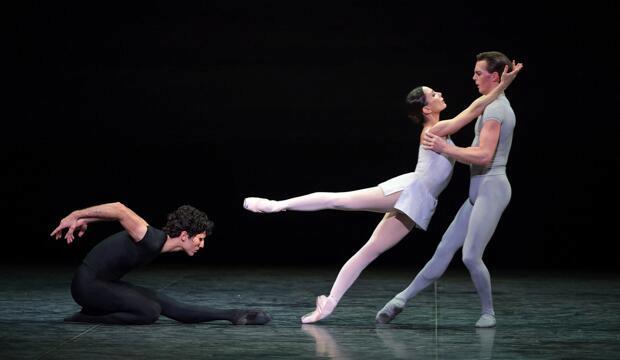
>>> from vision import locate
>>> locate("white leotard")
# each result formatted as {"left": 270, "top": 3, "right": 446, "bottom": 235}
{"left": 378, "top": 139, "right": 455, "bottom": 230}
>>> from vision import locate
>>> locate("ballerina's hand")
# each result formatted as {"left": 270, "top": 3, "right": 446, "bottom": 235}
{"left": 500, "top": 60, "right": 524, "bottom": 86}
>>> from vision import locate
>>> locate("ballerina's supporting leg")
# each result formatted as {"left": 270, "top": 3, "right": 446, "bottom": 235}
{"left": 301, "top": 211, "right": 414, "bottom": 324}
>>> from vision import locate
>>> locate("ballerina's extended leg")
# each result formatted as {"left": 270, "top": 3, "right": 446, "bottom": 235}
{"left": 244, "top": 188, "right": 400, "bottom": 214}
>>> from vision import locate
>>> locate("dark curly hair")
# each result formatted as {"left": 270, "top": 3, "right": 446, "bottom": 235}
{"left": 162, "top": 205, "right": 214, "bottom": 238}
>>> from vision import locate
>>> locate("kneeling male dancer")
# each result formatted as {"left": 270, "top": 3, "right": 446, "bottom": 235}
{"left": 51, "top": 202, "right": 271, "bottom": 325}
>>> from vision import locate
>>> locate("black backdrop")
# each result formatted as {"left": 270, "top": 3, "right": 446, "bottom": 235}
{"left": 5, "top": 2, "right": 619, "bottom": 270}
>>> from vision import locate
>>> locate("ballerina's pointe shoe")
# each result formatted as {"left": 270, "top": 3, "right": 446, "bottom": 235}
{"left": 301, "top": 295, "right": 337, "bottom": 324}
{"left": 243, "top": 197, "right": 283, "bottom": 213}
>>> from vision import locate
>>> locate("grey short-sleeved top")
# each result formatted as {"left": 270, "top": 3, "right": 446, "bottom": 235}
{"left": 470, "top": 94, "right": 515, "bottom": 176}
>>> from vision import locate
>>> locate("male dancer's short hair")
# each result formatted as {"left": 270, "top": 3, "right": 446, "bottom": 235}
{"left": 476, "top": 51, "right": 513, "bottom": 77}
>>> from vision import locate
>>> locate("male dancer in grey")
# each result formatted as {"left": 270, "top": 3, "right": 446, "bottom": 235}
{"left": 376, "top": 51, "right": 518, "bottom": 328}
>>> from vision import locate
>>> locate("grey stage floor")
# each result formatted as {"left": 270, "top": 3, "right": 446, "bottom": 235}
{"left": 1, "top": 264, "right": 619, "bottom": 359}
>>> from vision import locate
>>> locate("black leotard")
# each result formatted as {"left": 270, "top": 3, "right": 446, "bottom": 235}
{"left": 67, "top": 226, "right": 270, "bottom": 325}
{"left": 83, "top": 226, "right": 166, "bottom": 281}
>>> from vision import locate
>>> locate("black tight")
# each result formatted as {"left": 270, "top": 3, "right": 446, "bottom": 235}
{"left": 68, "top": 265, "right": 258, "bottom": 325}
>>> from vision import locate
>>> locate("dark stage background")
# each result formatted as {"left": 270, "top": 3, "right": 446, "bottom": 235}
{"left": 6, "top": 3, "right": 619, "bottom": 270}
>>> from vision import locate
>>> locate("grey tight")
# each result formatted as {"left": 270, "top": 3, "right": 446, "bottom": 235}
{"left": 395, "top": 174, "right": 511, "bottom": 316}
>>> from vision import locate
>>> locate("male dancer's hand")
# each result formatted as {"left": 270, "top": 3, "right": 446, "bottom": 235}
{"left": 51, "top": 215, "right": 89, "bottom": 244}
{"left": 422, "top": 131, "right": 449, "bottom": 153}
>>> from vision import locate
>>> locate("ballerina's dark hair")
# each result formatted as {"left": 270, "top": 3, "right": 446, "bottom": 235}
{"left": 405, "top": 86, "right": 427, "bottom": 125}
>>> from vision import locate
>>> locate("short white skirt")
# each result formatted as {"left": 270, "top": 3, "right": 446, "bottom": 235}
{"left": 378, "top": 173, "right": 438, "bottom": 231}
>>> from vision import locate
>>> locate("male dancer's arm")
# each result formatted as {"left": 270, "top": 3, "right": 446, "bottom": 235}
{"left": 51, "top": 202, "right": 149, "bottom": 244}
{"left": 423, "top": 120, "right": 500, "bottom": 166}
{"left": 430, "top": 62, "right": 522, "bottom": 137}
